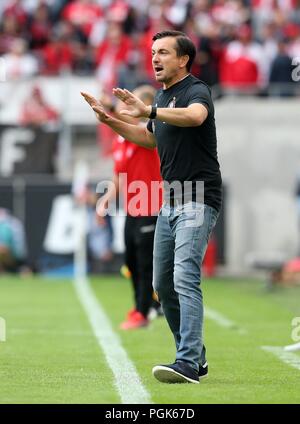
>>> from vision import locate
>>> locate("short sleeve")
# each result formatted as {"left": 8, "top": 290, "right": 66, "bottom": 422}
{"left": 187, "top": 83, "right": 212, "bottom": 115}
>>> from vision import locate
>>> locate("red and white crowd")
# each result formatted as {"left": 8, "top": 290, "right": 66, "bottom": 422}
{"left": 0, "top": 0, "right": 299, "bottom": 92}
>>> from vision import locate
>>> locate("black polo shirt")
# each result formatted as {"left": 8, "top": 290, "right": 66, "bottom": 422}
{"left": 147, "top": 74, "right": 222, "bottom": 212}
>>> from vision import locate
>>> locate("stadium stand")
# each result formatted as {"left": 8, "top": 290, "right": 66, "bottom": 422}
{"left": 0, "top": 0, "right": 299, "bottom": 92}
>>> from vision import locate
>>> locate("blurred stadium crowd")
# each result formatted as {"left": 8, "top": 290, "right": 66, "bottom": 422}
{"left": 1, "top": 1, "right": 300, "bottom": 279}
{"left": 0, "top": 0, "right": 300, "bottom": 94}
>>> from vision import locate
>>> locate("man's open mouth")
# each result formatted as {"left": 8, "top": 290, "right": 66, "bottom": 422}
{"left": 154, "top": 66, "right": 163, "bottom": 73}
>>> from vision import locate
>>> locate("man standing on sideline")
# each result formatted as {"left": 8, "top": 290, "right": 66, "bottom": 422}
{"left": 81, "top": 30, "right": 222, "bottom": 384}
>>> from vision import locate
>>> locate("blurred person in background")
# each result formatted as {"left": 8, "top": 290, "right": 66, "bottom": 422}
{"left": 95, "top": 21, "right": 133, "bottom": 156}
{"left": 196, "top": 32, "right": 223, "bottom": 88}
{"left": 41, "top": 21, "right": 76, "bottom": 75}
{"left": 251, "top": 0, "right": 295, "bottom": 38}
{"left": 19, "top": 84, "right": 60, "bottom": 127}
{"left": 0, "top": 14, "right": 25, "bottom": 55}
{"left": 74, "top": 187, "right": 114, "bottom": 267}
{"left": 259, "top": 22, "right": 279, "bottom": 85}
{"left": 72, "top": 39, "right": 95, "bottom": 75}
{"left": 1, "top": 38, "right": 39, "bottom": 80}
{"left": 62, "top": 0, "right": 103, "bottom": 39}
{"left": 219, "top": 24, "right": 265, "bottom": 92}
{"left": 116, "top": 43, "right": 153, "bottom": 92}
{"left": 95, "top": 21, "right": 132, "bottom": 91}
{"left": 17, "top": 84, "right": 60, "bottom": 175}
{"left": 88, "top": 0, "right": 130, "bottom": 48}
{"left": 290, "top": 0, "right": 300, "bottom": 26}
{"left": 285, "top": 22, "right": 300, "bottom": 58}
{"left": 95, "top": 85, "right": 163, "bottom": 330}
{"left": 0, "top": 208, "right": 29, "bottom": 274}
{"left": 211, "top": 0, "right": 250, "bottom": 28}
{"left": 28, "top": 2, "right": 52, "bottom": 51}
{"left": 2, "top": 0, "right": 28, "bottom": 28}
{"left": 269, "top": 36, "right": 295, "bottom": 96}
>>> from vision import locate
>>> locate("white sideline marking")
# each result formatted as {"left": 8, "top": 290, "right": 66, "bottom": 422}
{"left": 74, "top": 275, "right": 152, "bottom": 404}
{"left": 261, "top": 346, "right": 300, "bottom": 371}
{"left": 10, "top": 328, "right": 92, "bottom": 337}
{"left": 284, "top": 342, "right": 300, "bottom": 352}
{"left": 205, "top": 306, "right": 247, "bottom": 334}
{"left": 0, "top": 317, "right": 6, "bottom": 342}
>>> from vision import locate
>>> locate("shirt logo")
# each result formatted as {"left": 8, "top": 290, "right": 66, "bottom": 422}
{"left": 168, "top": 97, "right": 176, "bottom": 108}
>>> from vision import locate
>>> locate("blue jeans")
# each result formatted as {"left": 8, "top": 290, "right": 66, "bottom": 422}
{"left": 153, "top": 202, "right": 219, "bottom": 371}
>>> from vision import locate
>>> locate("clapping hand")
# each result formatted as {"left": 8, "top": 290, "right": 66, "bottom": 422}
{"left": 80, "top": 91, "right": 111, "bottom": 122}
{"left": 112, "top": 88, "right": 150, "bottom": 118}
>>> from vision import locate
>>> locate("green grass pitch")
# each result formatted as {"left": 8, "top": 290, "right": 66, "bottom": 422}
{"left": 0, "top": 274, "right": 300, "bottom": 404}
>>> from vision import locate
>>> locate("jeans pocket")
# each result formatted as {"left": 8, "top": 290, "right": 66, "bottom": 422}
{"left": 184, "top": 211, "right": 205, "bottom": 228}
{"left": 176, "top": 203, "right": 205, "bottom": 228}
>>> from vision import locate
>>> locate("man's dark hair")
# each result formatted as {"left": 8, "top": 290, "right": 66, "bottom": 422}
{"left": 152, "top": 30, "right": 196, "bottom": 72}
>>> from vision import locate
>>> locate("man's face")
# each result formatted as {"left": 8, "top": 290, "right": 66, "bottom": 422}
{"left": 151, "top": 37, "right": 188, "bottom": 85}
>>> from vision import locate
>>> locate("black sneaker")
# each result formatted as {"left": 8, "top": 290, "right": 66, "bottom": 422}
{"left": 152, "top": 361, "right": 199, "bottom": 384}
{"left": 198, "top": 362, "right": 208, "bottom": 380}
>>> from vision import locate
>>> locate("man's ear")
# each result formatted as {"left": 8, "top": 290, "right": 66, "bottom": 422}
{"left": 179, "top": 55, "right": 189, "bottom": 69}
